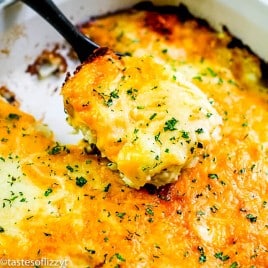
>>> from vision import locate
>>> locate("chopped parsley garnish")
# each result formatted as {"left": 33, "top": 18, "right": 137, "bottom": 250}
{"left": 7, "top": 113, "right": 21, "bottom": 120}
{"left": 214, "top": 252, "right": 230, "bottom": 261}
{"left": 154, "top": 132, "right": 161, "bottom": 144}
{"left": 47, "top": 143, "right": 69, "bottom": 155}
{"left": 228, "top": 79, "right": 238, "bottom": 86}
{"left": 126, "top": 88, "right": 138, "bottom": 100}
{"left": 133, "top": 128, "right": 139, "bottom": 134}
{"left": 115, "top": 253, "right": 126, "bottom": 262}
{"left": 110, "top": 89, "right": 119, "bottom": 99}
{"left": 206, "top": 112, "right": 213, "bottom": 118}
{"left": 208, "top": 173, "right": 219, "bottom": 179}
{"left": 195, "top": 128, "right": 204, "bottom": 134}
{"left": 162, "top": 48, "right": 168, "bottom": 54}
{"left": 230, "top": 262, "right": 239, "bottom": 268}
{"left": 164, "top": 117, "right": 178, "bottom": 131}
{"left": 193, "top": 76, "right": 203, "bottom": 82}
{"left": 100, "top": 89, "right": 120, "bottom": 106}
{"left": 0, "top": 226, "right": 4, "bottom": 233}
{"left": 246, "top": 214, "right": 257, "bottom": 223}
{"left": 181, "top": 131, "right": 190, "bottom": 139}
{"left": 116, "top": 212, "right": 126, "bottom": 219}
{"left": 76, "top": 176, "right": 87, "bottom": 187}
{"left": 218, "top": 77, "right": 223, "bottom": 84}
{"left": 66, "top": 165, "right": 74, "bottom": 172}
{"left": 48, "top": 145, "right": 61, "bottom": 155}
{"left": 150, "top": 113, "right": 157, "bottom": 120}
{"left": 207, "top": 67, "right": 217, "bottom": 77}
{"left": 44, "top": 188, "right": 53, "bottom": 197}
{"left": 197, "top": 246, "right": 206, "bottom": 263}
{"left": 145, "top": 207, "right": 154, "bottom": 216}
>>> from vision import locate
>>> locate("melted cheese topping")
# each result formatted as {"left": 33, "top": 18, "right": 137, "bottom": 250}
{"left": 0, "top": 6, "right": 268, "bottom": 268}
{"left": 62, "top": 50, "right": 222, "bottom": 188}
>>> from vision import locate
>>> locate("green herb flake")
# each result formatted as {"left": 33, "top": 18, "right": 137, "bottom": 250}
{"left": 214, "top": 252, "right": 230, "bottom": 261}
{"left": 197, "top": 210, "right": 205, "bottom": 216}
{"left": 195, "top": 128, "right": 204, "bottom": 134}
{"left": 47, "top": 143, "right": 65, "bottom": 155}
{"left": 162, "top": 48, "right": 168, "bottom": 54}
{"left": 134, "top": 128, "right": 139, "bottom": 134}
{"left": 206, "top": 112, "right": 213, "bottom": 118}
{"left": 137, "top": 106, "right": 144, "bottom": 109}
{"left": 208, "top": 173, "right": 219, "bottom": 179}
{"left": 228, "top": 79, "right": 238, "bottom": 86}
{"left": 126, "top": 88, "right": 138, "bottom": 100}
{"left": 7, "top": 113, "right": 21, "bottom": 120}
{"left": 110, "top": 89, "right": 119, "bottom": 99}
{"left": 154, "top": 132, "right": 161, "bottom": 144}
{"left": 150, "top": 113, "right": 157, "bottom": 120}
{"left": 116, "top": 212, "right": 126, "bottom": 219}
{"left": 197, "top": 246, "right": 206, "bottom": 263}
{"left": 76, "top": 176, "right": 87, "bottom": 187}
{"left": 207, "top": 67, "right": 217, "bottom": 77}
{"left": 193, "top": 76, "right": 203, "bottom": 82}
{"left": 181, "top": 131, "right": 190, "bottom": 139}
{"left": 164, "top": 117, "right": 178, "bottom": 131}
{"left": 106, "top": 98, "right": 113, "bottom": 107}
{"left": 0, "top": 226, "right": 4, "bottom": 233}
{"left": 230, "top": 262, "right": 239, "bottom": 268}
{"left": 44, "top": 188, "right": 53, "bottom": 197}
{"left": 218, "top": 77, "right": 224, "bottom": 85}
{"left": 66, "top": 165, "right": 74, "bottom": 172}
{"left": 145, "top": 207, "right": 154, "bottom": 216}
{"left": 115, "top": 253, "right": 126, "bottom": 262}
{"left": 246, "top": 214, "right": 257, "bottom": 223}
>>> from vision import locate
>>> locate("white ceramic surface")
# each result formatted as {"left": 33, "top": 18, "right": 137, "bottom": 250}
{"left": 0, "top": 0, "right": 267, "bottom": 143}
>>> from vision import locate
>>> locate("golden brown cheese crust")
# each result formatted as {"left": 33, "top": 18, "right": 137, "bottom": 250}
{"left": 0, "top": 5, "right": 268, "bottom": 268}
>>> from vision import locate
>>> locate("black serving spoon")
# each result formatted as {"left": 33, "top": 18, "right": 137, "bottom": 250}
{"left": 20, "top": 0, "right": 101, "bottom": 62}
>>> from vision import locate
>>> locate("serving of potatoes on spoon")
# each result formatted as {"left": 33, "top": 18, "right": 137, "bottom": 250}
{"left": 62, "top": 48, "right": 222, "bottom": 188}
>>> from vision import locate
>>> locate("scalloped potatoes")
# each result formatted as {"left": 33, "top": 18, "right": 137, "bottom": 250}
{"left": 1, "top": 4, "right": 268, "bottom": 268}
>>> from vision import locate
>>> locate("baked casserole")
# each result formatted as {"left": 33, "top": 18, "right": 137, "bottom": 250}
{"left": 0, "top": 3, "right": 268, "bottom": 267}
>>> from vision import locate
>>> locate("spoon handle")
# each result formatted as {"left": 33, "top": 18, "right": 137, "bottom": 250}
{"left": 20, "top": 0, "right": 99, "bottom": 62}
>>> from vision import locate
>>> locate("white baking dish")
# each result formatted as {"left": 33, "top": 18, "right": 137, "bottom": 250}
{"left": 0, "top": 0, "right": 267, "bottom": 143}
